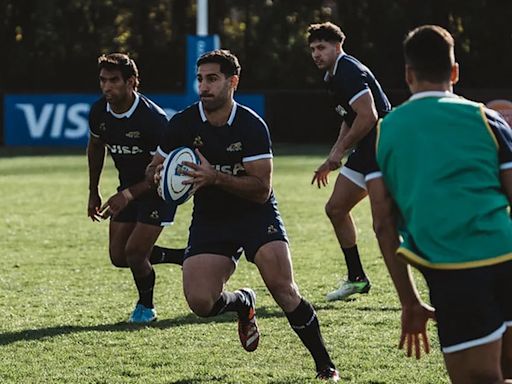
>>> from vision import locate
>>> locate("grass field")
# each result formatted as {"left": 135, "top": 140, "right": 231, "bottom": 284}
{"left": 0, "top": 145, "right": 447, "bottom": 383}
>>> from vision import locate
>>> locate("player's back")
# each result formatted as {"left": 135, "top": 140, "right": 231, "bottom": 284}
{"left": 377, "top": 93, "right": 512, "bottom": 267}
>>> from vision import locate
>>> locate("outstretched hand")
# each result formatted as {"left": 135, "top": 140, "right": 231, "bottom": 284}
{"left": 399, "top": 302, "right": 436, "bottom": 359}
{"left": 311, "top": 156, "right": 341, "bottom": 188}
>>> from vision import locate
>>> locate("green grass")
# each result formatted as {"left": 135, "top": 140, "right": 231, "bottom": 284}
{"left": 0, "top": 145, "right": 447, "bottom": 383}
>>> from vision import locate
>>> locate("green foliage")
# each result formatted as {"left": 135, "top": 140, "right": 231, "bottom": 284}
{"left": 0, "top": 145, "right": 448, "bottom": 383}
{"left": 1, "top": 0, "right": 512, "bottom": 91}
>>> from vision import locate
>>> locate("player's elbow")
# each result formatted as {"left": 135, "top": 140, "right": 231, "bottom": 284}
{"left": 252, "top": 190, "right": 271, "bottom": 204}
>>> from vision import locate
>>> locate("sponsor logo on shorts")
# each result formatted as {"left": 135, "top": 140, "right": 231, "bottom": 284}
{"left": 150, "top": 210, "right": 160, "bottom": 220}
{"left": 226, "top": 141, "right": 242, "bottom": 152}
{"left": 267, "top": 225, "right": 278, "bottom": 234}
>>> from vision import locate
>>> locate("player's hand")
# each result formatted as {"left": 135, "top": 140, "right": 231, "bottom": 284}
{"left": 399, "top": 302, "right": 436, "bottom": 359}
{"left": 98, "top": 189, "right": 133, "bottom": 219}
{"left": 182, "top": 149, "right": 217, "bottom": 194}
{"left": 153, "top": 163, "right": 164, "bottom": 185}
{"left": 87, "top": 192, "right": 103, "bottom": 222}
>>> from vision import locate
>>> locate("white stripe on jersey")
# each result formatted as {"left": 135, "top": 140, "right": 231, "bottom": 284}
{"left": 243, "top": 153, "right": 272, "bottom": 163}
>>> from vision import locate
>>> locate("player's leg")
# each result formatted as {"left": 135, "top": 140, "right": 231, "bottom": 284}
{"left": 325, "top": 171, "right": 370, "bottom": 301}
{"left": 147, "top": 201, "right": 184, "bottom": 266}
{"left": 502, "top": 327, "right": 512, "bottom": 379}
{"left": 124, "top": 222, "right": 163, "bottom": 323}
{"left": 254, "top": 240, "right": 338, "bottom": 380}
{"left": 443, "top": 340, "right": 504, "bottom": 384}
{"left": 108, "top": 221, "right": 135, "bottom": 267}
{"left": 182, "top": 254, "right": 236, "bottom": 317}
{"left": 423, "top": 263, "right": 511, "bottom": 383}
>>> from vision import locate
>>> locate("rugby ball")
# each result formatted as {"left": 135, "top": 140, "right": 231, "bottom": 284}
{"left": 160, "top": 146, "right": 200, "bottom": 205}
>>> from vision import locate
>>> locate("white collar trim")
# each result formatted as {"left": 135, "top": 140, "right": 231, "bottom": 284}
{"left": 409, "top": 91, "right": 456, "bottom": 101}
{"left": 324, "top": 53, "right": 345, "bottom": 82}
{"left": 198, "top": 101, "right": 238, "bottom": 126}
{"left": 107, "top": 92, "right": 140, "bottom": 119}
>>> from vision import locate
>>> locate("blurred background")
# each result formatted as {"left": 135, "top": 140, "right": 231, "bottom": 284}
{"left": 1, "top": 0, "right": 512, "bottom": 146}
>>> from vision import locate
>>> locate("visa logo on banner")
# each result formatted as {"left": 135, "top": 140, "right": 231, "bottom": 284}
{"left": 4, "top": 93, "right": 265, "bottom": 147}
{"left": 5, "top": 94, "right": 96, "bottom": 147}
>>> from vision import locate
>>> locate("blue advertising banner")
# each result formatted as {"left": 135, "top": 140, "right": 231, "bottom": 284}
{"left": 4, "top": 93, "right": 265, "bottom": 147}
{"left": 186, "top": 35, "right": 220, "bottom": 96}
{"left": 4, "top": 34, "right": 265, "bottom": 147}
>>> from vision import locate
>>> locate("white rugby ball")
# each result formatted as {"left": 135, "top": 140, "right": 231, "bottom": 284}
{"left": 160, "top": 146, "right": 199, "bottom": 205}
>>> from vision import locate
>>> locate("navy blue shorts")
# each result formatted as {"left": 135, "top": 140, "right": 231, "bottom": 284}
{"left": 420, "top": 260, "right": 512, "bottom": 353}
{"left": 344, "top": 128, "right": 377, "bottom": 176}
{"left": 185, "top": 205, "right": 288, "bottom": 263}
{"left": 113, "top": 196, "right": 177, "bottom": 227}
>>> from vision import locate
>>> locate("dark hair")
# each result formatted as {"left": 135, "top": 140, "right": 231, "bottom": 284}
{"left": 97, "top": 53, "right": 140, "bottom": 90}
{"left": 196, "top": 49, "right": 241, "bottom": 77}
{"left": 403, "top": 25, "right": 455, "bottom": 83}
{"left": 307, "top": 22, "right": 346, "bottom": 44}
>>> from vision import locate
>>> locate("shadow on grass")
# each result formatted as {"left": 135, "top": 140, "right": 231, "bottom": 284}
{"left": 0, "top": 306, "right": 283, "bottom": 346}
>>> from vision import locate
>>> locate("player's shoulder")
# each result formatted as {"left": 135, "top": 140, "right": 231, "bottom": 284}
{"left": 136, "top": 93, "right": 168, "bottom": 121}
{"left": 234, "top": 103, "right": 268, "bottom": 130}
{"left": 169, "top": 102, "right": 201, "bottom": 125}
{"left": 337, "top": 54, "right": 367, "bottom": 74}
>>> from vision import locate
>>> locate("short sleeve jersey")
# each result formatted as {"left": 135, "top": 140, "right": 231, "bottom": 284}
{"left": 325, "top": 53, "right": 391, "bottom": 126}
{"left": 157, "top": 101, "right": 277, "bottom": 219}
{"left": 373, "top": 92, "right": 512, "bottom": 269}
{"left": 89, "top": 93, "right": 168, "bottom": 191}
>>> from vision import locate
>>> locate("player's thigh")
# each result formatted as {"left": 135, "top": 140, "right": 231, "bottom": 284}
{"left": 254, "top": 241, "right": 300, "bottom": 311}
{"left": 327, "top": 173, "right": 367, "bottom": 213}
{"left": 443, "top": 339, "right": 503, "bottom": 384}
{"left": 503, "top": 327, "right": 512, "bottom": 378}
{"left": 109, "top": 221, "right": 136, "bottom": 265}
{"left": 124, "top": 222, "right": 163, "bottom": 259}
{"left": 182, "top": 254, "right": 236, "bottom": 303}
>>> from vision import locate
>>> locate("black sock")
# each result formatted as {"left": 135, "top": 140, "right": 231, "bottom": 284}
{"left": 149, "top": 245, "right": 184, "bottom": 265}
{"left": 342, "top": 245, "right": 366, "bottom": 281}
{"left": 207, "top": 291, "right": 247, "bottom": 317}
{"left": 285, "top": 298, "right": 334, "bottom": 372}
{"left": 133, "top": 268, "right": 156, "bottom": 308}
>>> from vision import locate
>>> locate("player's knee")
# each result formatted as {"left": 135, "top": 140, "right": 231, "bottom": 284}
{"left": 185, "top": 293, "right": 214, "bottom": 317}
{"left": 325, "top": 200, "right": 347, "bottom": 220}
{"left": 124, "top": 244, "right": 149, "bottom": 268}
{"left": 267, "top": 281, "right": 299, "bottom": 309}
{"left": 109, "top": 249, "right": 128, "bottom": 268}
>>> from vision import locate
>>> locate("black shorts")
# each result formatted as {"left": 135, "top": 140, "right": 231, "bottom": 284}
{"left": 113, "top": 197, "right": 177, "bottom": 227}
{"left": 420, "top": 260, "right": 512, "bottom": 353}
{"left": 185, "top": 205, "right": 288, "bottom": 263}
{"left": 340, "top": 128, "right": 377, "bottom": 190}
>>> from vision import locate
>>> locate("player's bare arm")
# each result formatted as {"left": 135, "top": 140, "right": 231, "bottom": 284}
{"left": 87, "top": 135, "right": 106, "bottom": 221}
{"left": 338, "top": 91, "right": 378, "bottom": 153}
{"left": 501, "top": 169, "right": 512, "bottom": 207}
{"left": 367, "top": 177, "right": 435, "bottom": 359}
{"left": 184, "top": 148, "right": 271, "bottom": 204}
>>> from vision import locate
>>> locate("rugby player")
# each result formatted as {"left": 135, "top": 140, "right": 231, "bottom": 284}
{"left": 146, "top": 49, "right": 339, "bottom": 381}
{"left": 366, "top": 25, "right": 512, "bottom": 383}
{"left": 307, "top": 22, "right": 392, "bottom": 301}
{"left": 87, "top": 53, "right": 184, "bottom": 324}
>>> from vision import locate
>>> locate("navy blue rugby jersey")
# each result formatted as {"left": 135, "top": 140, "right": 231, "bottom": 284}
{"left": 157, "top": 101, "right": 279, "bottom": 219}
{"left": 325, "top": 53, "right": 391, "bottom": 127}
{"left": 89, "top": 92, "right": 168, "bottom": 191}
